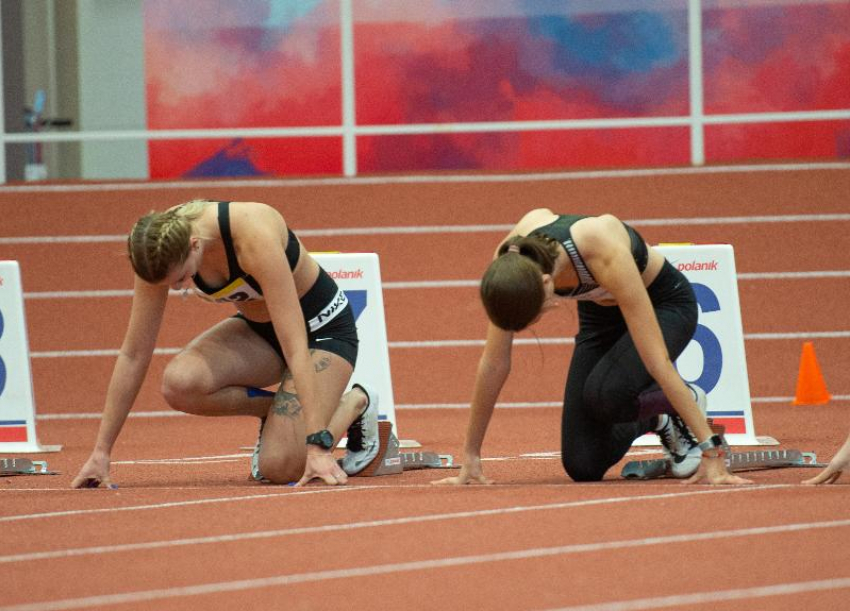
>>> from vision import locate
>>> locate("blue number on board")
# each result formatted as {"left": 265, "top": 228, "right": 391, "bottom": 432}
{"left": 683, "top": 283, "right": 723, "bottom": 393}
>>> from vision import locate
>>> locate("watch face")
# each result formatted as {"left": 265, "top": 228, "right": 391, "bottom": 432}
{"left": 307, "top": 430, "right": 334, "bottom": 449}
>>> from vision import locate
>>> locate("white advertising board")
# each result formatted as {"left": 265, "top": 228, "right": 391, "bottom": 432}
{"left": 634, "top": 244, "right": 776, "bottom": 446}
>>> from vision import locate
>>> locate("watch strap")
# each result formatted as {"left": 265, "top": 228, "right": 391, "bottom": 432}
{"left": 306, "top": 429, "right": 334, "bottom": 449}
{"left": 698, "top": 434, "right": 724, "bottom": 453}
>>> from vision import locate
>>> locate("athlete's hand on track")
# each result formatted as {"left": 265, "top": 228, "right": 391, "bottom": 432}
{"left": 432, "top": 455, "right": 493, "bottom": 486}
{"left": 803, "top": 436, "right": 850, "bottom": 485}
{"left": 296, "top": 450, "right": 348, "bottom": 486}
{"left": 71, "top": 451, "right": 117, "bottom": 489}
{"left": 802, "top": 454, "right": 849, "bottom": 485}
{"left": 683, "top": 455, "right": 752, "bottom": 485}
{"left": 803, "top": 463, "right": 844, "bottom": 485}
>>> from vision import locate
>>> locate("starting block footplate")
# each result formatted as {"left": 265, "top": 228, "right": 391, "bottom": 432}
{"left": 621, "top": 449, "right": 826, "bottom": 480}
{"left": 349, "top": 422, "right": 457, "bottom": 477}
{"left": 0, "top": 457, "right": 59, "bottom": 476}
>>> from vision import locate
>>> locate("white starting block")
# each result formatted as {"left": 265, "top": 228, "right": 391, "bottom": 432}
{"left": 312, "top": 253, "right": 400, "bottom": 438}
{"left": 633, "top": 244, "right": 777, "bottom": 448}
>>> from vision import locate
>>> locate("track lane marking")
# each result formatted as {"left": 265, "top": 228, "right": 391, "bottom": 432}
{"left": 6, "top": 213, "right": 850, "bottom": 246}
{"left": 1, "top": 514, "right": 847, "bottom": 611}
{"left": 0, "top": 161, "right": 848, "bottom": 195}
{"left": 0, "top": 486, "right": 369, "bottom": 522}
{"left": 539, "top": 578, "right": 850, "bottom": 611}
{"left": 1, "top": 485, "right": 791, "bottom": 556}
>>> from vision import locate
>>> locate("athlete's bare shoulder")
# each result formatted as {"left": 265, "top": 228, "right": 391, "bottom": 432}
{"left": 515, "top": 208, "right": 558, "bottom": 234}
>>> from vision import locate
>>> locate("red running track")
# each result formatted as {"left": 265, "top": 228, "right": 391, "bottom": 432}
{"left": 1, "top": 163, "right": 849, "bottom": 611}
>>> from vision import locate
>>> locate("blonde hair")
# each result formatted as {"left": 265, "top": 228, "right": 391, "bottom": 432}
{"left": 127, "top": 199, "right": 212, "bottom": 283}
{"left": 480, "top": 233, "right": 560, "bottom": 331}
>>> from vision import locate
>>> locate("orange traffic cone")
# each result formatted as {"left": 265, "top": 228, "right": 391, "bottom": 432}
{"left": 792, "top": 342, "right": 831, "bottom": 405}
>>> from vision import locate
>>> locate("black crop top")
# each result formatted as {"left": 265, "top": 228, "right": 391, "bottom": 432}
{"left": 530, "top": 214, "right": 649, "bottom": 301}
{"left": 192, "top": 201, "right": 301, "bottom": 303}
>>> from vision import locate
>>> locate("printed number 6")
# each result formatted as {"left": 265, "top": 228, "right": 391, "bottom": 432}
{"left": 684, "top": 283, "right": 722, "bottom": 394}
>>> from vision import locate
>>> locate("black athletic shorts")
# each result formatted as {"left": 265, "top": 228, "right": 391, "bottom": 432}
{"left": 234, "top": 268, "right": 359, "bottom": 368}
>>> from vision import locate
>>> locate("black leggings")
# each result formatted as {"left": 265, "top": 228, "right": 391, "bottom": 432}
{"left": 561, "top": 260, "right": 698, "bottom": 481}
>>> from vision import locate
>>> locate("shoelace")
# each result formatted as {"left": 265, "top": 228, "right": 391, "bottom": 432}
{"left": 671, "top": 415, "right": 698, "bottom": 449}
{"left": 347, "top": 413, "right": 365, "bottom": 452}
{"left": 657, "top": 420, "right": 676, "bottom": 451}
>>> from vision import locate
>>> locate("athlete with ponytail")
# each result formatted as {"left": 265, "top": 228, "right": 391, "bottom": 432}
{"left": 434, "top": 208, "right": 751, "bottom": 486}
{"left": 72, "top": 200, "right": 380, "bottom": 488}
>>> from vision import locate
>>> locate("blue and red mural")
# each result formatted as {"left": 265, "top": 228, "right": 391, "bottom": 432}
{"left": 144, "top": 0, "right": 850, "bottom": 178}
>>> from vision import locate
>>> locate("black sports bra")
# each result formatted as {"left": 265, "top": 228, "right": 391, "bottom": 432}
{"left": 530, "top": 214, "right": 648, "bottom": 301}
{"left": 192, "top": 201, "right": 300, "bottom": 303}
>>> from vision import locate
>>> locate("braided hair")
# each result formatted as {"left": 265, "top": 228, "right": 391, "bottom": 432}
{"left": 127, "top": 200, "right": 210, "bottom": 283}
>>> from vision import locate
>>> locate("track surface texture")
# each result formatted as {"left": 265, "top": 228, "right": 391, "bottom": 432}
{"left": 1, "top": 163, "right": 849, "bottom": 611}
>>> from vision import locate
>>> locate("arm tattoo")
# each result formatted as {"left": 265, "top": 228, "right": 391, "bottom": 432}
{"left": 271, "top": 389, "right": 302, "bottom": 418}
{"left": 314, "top": 354, "right": 331, "bottom": 373}
{"left": 273, "top": 351, "right": 332, "bottom": 417}
{"left": 281, "top": 350, "right": 332, "bottom": 382}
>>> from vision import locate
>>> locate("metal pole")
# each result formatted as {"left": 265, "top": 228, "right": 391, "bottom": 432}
{"left": 688, "top": 0, "right": 705, "bottom": 166}
{"left": 0, "top": 5, "right": 7, "bottom": 184}
{"left": 340, "top": 0, "right": 357, "bottom": 177}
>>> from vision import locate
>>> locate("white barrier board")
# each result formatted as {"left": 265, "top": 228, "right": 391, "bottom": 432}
{"left": 0, "top": 261, "right": 61, "bottom": 453}
{"left": 634, "top": 244, "right": 776, "bottom": 447}
{"left": 313, "top": 253, "right": 397, "bottom": 433}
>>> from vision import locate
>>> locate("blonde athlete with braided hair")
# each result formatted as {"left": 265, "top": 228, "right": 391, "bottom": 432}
{"left": 72, "top": 200, "right": 380, "bottom": 488}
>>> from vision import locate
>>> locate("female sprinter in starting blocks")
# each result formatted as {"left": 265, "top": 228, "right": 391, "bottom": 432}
{"left": 434, "top": 209, "right": 751, "bottom": 486}
{"left": 71, "top": 200, "right": 380, "bottom": 488}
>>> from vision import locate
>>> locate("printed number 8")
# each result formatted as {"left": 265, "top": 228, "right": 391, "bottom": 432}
{"left": 684, "top": 283, "right": 723, "bottom": 394}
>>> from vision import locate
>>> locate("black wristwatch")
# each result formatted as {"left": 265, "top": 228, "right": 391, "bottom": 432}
{"left": 698, "top": 434, "right": 724, "bottom": 454}
{"left": 306, "top": 429, "right": 335, "bottom": 450}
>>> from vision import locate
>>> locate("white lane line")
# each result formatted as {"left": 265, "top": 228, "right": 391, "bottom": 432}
{"left": 541, "top": 578, "right": 850, "bottom": 611}
{"left": 395, "top": 396, "right": 850, "bottom": 409}
{"left": 386, "top": 331, "right": 850, "bottom": 348}
{"left": 18, "top": 270, "right": 850, "bottom": 299}
{"left": 0, "top": 161, "right": 847, "bottom": 195}
{"left": 5, "top": 213, "right": 850, "bottom": 246}
{"left": 24, "top": 331, "right": 850, "bottom": 360}
{"left": 0, "top": 485, "right": 796, "bottom": 562}
{"left": 110, "top": 453, "right": 248, "bottom": 465}
{"left": 1, "top": 513, "right": 846, "bottom": 611}
{"left": 38, "top": 411, "right": 188, "bottom": 419}
{"left": 32, "top": 390, "right": 850, "bottom": 422}
{"left": 111, "top": 458, "right": 243, "bottom": 465}
{"left": 0, "top": 482, "right": 788, "bottom": 525}
{"left": 0, "top": 486, "right": 370, "bottom": 523}
{"left": 1, "top": 487, "right": 778, "bottom": 564}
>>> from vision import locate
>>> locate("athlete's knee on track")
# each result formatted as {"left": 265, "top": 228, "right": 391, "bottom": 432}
{"left": 257, "top": 446, "right": 304, "bottom": 485}
{"left": 582, "top": 372, "right": 635, "bottom": 424}
{"left": 561, "top": 451, "right": 606, "bottom": 482}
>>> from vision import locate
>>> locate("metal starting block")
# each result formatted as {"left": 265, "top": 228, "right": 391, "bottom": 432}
{"left": 349, "top": 421, "right": 457, "bottom": 477}
{"left": 401, "top": 452, "right": 455, "bottom": 470}
{"left": 0, "top": 457, "right": 59, "bottom": 476}
{"left": 621, "top": 449, "right": 826, "bottom": 480}
{"left": 621, "top": 422, "right": 825, "bottom": 479}
{"left": 727, "top": 449, "right": 825, "bottom": 471}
